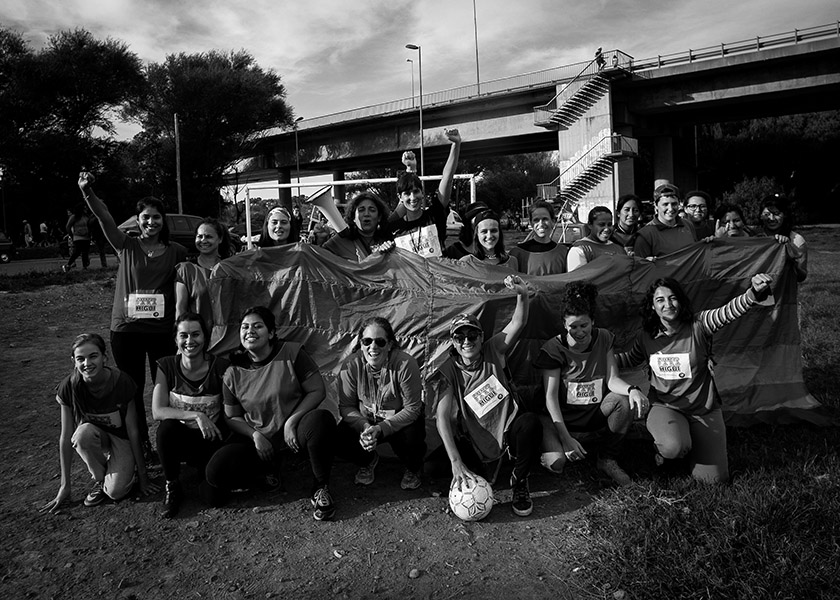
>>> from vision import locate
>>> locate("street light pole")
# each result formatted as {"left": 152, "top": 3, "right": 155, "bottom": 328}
{"left": 405, "top": 44, "right": 424, "bottom": 176}
{"left": 293, "top": 116, "right": 304, "bottom": 199}
{"left": 472, "top": 0, "right": 481, "bottom": 94}
{"left": 406, "top": 58, "right": 415, "bottom": 108}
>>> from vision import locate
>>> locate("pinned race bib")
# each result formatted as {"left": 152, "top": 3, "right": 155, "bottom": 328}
{"left": 565, "top": 378, "right": 603, "bottom": 405}
{"left": 394, "top": 224, "right": 442, "bottom": 258}
{"left": 650, "top": 353, "right": 692, "bottom": 381}
{"left": 127, "top": 292, "right": 165, "bottom": 319}
{"left": 464, "top": 374, "right": 509, "bottom": 419}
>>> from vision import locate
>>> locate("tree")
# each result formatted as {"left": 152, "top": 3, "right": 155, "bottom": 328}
{"left": 128, "top": 50, "right": 293, "bottom": 216}
{"left": 0, "top": 28, "right": 143, "bottom": 238}
{"left": 458, "top": 152, "right": 557, "bottom": 213}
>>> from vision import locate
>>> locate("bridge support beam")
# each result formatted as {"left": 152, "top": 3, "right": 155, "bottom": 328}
{"left": 278, "top": 168, "right": 292, "bottom": 208}
{"left": 653, "top": 136, "right": 675, "bottom": 191}
{"left": 332, "top": 170, "right": 346, "bottom": 204}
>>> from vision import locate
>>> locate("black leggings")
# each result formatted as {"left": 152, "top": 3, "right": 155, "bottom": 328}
{"left": 202, "top": 409, "right": 335, "bottom": 507}
{"left": 156, "top": 419, "right": 227, "bottom": 482}
{"left": 336, "top": 414, "right": 427, "bottom": 473}
{"left": 110, "top": 330, "right": 175, "bottom": 443}
{"left": 428, "top": 412, "right": 542, "bottom": 483}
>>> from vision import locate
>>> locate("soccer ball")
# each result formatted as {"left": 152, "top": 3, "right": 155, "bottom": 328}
{"left": 448, "top": 475, "right": 494, "bottom": 521}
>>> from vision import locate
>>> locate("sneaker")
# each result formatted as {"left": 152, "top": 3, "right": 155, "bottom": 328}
{"left": 311, "top": 485, "right": 335, "bottom": 521}
{"left": 354, "top": 452, "right": 379, "bottom": 486}
{"left": 510, "top": 475, "right": 533, "bottom": 517}
{"left": 61, "top": 264, "right": 73, "bottom": 273}
{"left": 84, "top": 481, "right": 107, "bottom": 507}
{"left": 597, "top": 458, "right": 632, "bottom": 486}
{"left": 400, "top": 469, "right": 422, "bottom": 491}
{"left": 161, "top": 481, "right": 182, "bottom": 519}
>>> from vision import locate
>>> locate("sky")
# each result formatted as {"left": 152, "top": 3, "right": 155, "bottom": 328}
{"left": 3, "top": 0, "right": 838, "bottom": 137}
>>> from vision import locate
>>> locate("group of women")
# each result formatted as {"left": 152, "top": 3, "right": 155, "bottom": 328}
{"left": 41, "top": 152, "right": 803, "bottom": 521}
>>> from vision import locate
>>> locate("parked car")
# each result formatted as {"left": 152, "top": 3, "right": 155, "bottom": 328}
{"left": 0, "top": 232, "right": 16, "bottom": 263}
{"left": 117, "top": 213, "right": 204, "bottom": 256}
{"left": 446, "top": 210, "right": 464, "bottom": 237}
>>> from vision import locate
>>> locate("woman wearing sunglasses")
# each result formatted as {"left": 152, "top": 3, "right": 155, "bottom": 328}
{"left": 433, "top": 274, "right": 541, "bottom": 517}
{"left": 336, "top": 317, "right": 426, "bottom": 490}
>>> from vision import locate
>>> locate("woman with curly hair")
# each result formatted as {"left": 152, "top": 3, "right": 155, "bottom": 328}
{"left": 534, "top": 282, "right": 646, "bottom": 486}
{"left": 618, "top": 273, "right": 774, "bottom": 483}
{"left": 320, "top": 191, "right": 394, "bottom": 261}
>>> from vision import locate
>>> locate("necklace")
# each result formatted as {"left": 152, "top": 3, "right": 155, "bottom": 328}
{"left": 197, "top": 254, "right": 220, "bottom": 270}
{"left": 139, "top": 239, "right": 161, "bottom": 257}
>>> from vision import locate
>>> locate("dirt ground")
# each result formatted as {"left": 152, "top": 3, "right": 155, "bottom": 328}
{"left": 0, "top": 278, "right": 639, "bottom": 600}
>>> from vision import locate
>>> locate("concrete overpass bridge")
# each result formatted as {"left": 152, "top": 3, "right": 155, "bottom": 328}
{"left": 237, "top": 22, "right": 840, "bottom": 213}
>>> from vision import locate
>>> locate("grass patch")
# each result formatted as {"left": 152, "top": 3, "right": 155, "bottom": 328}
{"left": 577, "top": 227, "right": 840, "bottom": 598}
{"left": 0, "top": 266, "right": 118, "bottom": 292}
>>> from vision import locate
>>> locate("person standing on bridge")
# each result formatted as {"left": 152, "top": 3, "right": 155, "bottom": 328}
{"left": 388, "top": 128, "right": 462, "bottom": 258}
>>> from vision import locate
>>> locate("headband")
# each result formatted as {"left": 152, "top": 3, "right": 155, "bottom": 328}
{"left": 268, "top": 206, "right": 291, "bottom": 219}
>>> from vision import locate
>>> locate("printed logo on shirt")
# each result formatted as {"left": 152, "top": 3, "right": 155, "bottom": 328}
{"left": 86, "top": 410, "right": 122, "bottom": 430}
{"left": 566, "top": 378, "right": 603, "bottom": 405}
{"left": 463, "top": 374, "right": 509, "bottom": 419}
{"left": 394, "top": 224, "right": 441, "bottom": 258}
{"left": 650, "top": 353, "right": 692, "bottom": 380}
{"left": 127, "top": 292, "right": 165, "bottom": 319}
{"left": 170, "top": 392, "right": 220, "bottom": 428}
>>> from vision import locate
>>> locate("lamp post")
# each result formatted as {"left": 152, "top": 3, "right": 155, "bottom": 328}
{"left": 472, "top": 0, "right": 481, "bottom": 94}
{"left": 0, "top": 166, "right": 6, "bottom": 235}
{"left": 293, "top": 116, "right": 304, "bottom": 199}
{"left": 406, "top": 58, "right": 415, "bottom": 108}
{"left": 405, "top": 44, "right": 424, "bottom": 176}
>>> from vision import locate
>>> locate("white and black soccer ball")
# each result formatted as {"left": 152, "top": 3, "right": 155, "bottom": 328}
{"left": 448, "top": 475, "right": 494, "bottom": 522}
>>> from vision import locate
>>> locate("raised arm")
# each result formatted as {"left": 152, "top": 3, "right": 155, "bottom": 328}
{"left": 698, "top": 273, "right": 773, "bottom": 336}
{"left": 78, "top": 172, "right": 127, "bottom": 250}
{"left": 495, "top": 274, "right": 530, "bottom": 354}
{"left": 436, "top": 128, "right": 462, "bottom": 209}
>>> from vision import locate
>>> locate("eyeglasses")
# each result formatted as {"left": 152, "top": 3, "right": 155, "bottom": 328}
{"left": 361, "top": 337, "right": 387, "bottom": 348}
{"left": 452, "top": 330, "right": 481, "bottom": 344}
{"left": 685, "top": 204, "right": 707, "bottom": 211}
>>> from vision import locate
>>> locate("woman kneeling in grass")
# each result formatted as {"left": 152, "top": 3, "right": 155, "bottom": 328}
{"left": 42, "top": 334, "right": 157, "bottom": 513}
{"left": 618, "top": 273, "right": 773, "bottom": 483}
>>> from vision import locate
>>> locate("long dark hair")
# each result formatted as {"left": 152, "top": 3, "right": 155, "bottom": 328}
{"left": 258, "top": 206, "right": 300, "bottom": 247}
{"left": 614, "top": 194, "right": 640, "bottom": 230}
{"left": 174, "top": 312, "right": 211, "bottom": 346}
{"left": 196, "top": 217, "right": 232, "bottom": 259}
{"left": 472, "top": 210, "right": 508, "bottom": 261}
{"left": 230, "top": 305, "right": 278, "bottom": 366}
{"left": 641, "top": 278, "right": 694, "bottom": 336}
{"left": 137, "top": 197, "right": 170, "bottom": 244}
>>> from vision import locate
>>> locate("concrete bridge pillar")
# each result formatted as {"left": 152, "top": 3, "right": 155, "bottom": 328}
{"left": 653, "top": 136, "right": 675, "bottom": 194}
{"left": 278, "top": 168, "right": 292, "bottom": 208}
{"left": 332, "top": 170, "right": 346, "bottom": 204}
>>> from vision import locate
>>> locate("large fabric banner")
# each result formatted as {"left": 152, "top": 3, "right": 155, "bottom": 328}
{"left": 208, "top": 238, "right": 822, "bottom": 426}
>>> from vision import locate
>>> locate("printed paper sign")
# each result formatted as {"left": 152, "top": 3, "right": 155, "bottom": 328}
{"left": 649, "top": 353, "right": 693, "bottom": 381}
{"left": 566, "top": 378, "right": 603, "bottom": 405}
{"left": 127, "top": 292, "right": 165, "bottom": 319}
{"left": 394, "top": 224, "right": 442, "bottom": 258}
{"left": 464, "top": 374, "right": 509, "bottom": 419}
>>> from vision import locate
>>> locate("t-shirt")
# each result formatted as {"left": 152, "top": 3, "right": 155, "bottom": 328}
{"left": 56, "top": 368, "right": 136, "bottom": 439}
{"left": 322, "top": 228, "right": 390, "bottom": 262}
{"left": 567, "top": 238, "right": 623, "bottom": 271}
{"left": 534, "top": 328, "right": 614, "bottom": 408}
{"left": 176, "top": 261, "right": 214, "bottom": 329}
{"left": 459, "top": 253, "right": 519, "bottom": 271}
{"left": 156, "top": 354, "right": 230, "bottom": 428}
{"left": 67, "top": 214, "right": 90, "bottom": 242}
{"left": 387, "top": 196, "right": 447, "bottom": 256}
{"left": 510, "top": 240, "right": 568, "bottom": 275}
{"left": 633, "top": 218, "right": 697, "bottom": 258}
{"left": 434, "top": 341, "right": 518, "bottom": 463}
{"left": 223, "top": 342, "right": 320, "bottom": 438}
{"left": 111, "top": 236, "right": 187, "bottom": 334}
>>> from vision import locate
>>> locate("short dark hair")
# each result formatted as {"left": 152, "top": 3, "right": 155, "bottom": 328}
{"left": 239, "top": 305, "right": 277, "bottom": 336}
{"left": 641, "top": 278, "right": 694, "bottom": 336}
{"left": 684, "top": 190, "right": 712, "bottom": 210}
{"left": 353, "top": 316, "right": 400, "bottom": 353}
{"left": 759, "top": 194, "right": 794, "bottom": 236}
{"left": 586, "top": 206, "right": 612, "bottom": 225}
{"left": 397, "top": 172, "right": 424, "bottom": 195}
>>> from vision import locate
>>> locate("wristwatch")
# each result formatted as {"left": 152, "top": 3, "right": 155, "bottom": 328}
{"left": 628, "top": 385, "right": 641, "bottom": 393}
